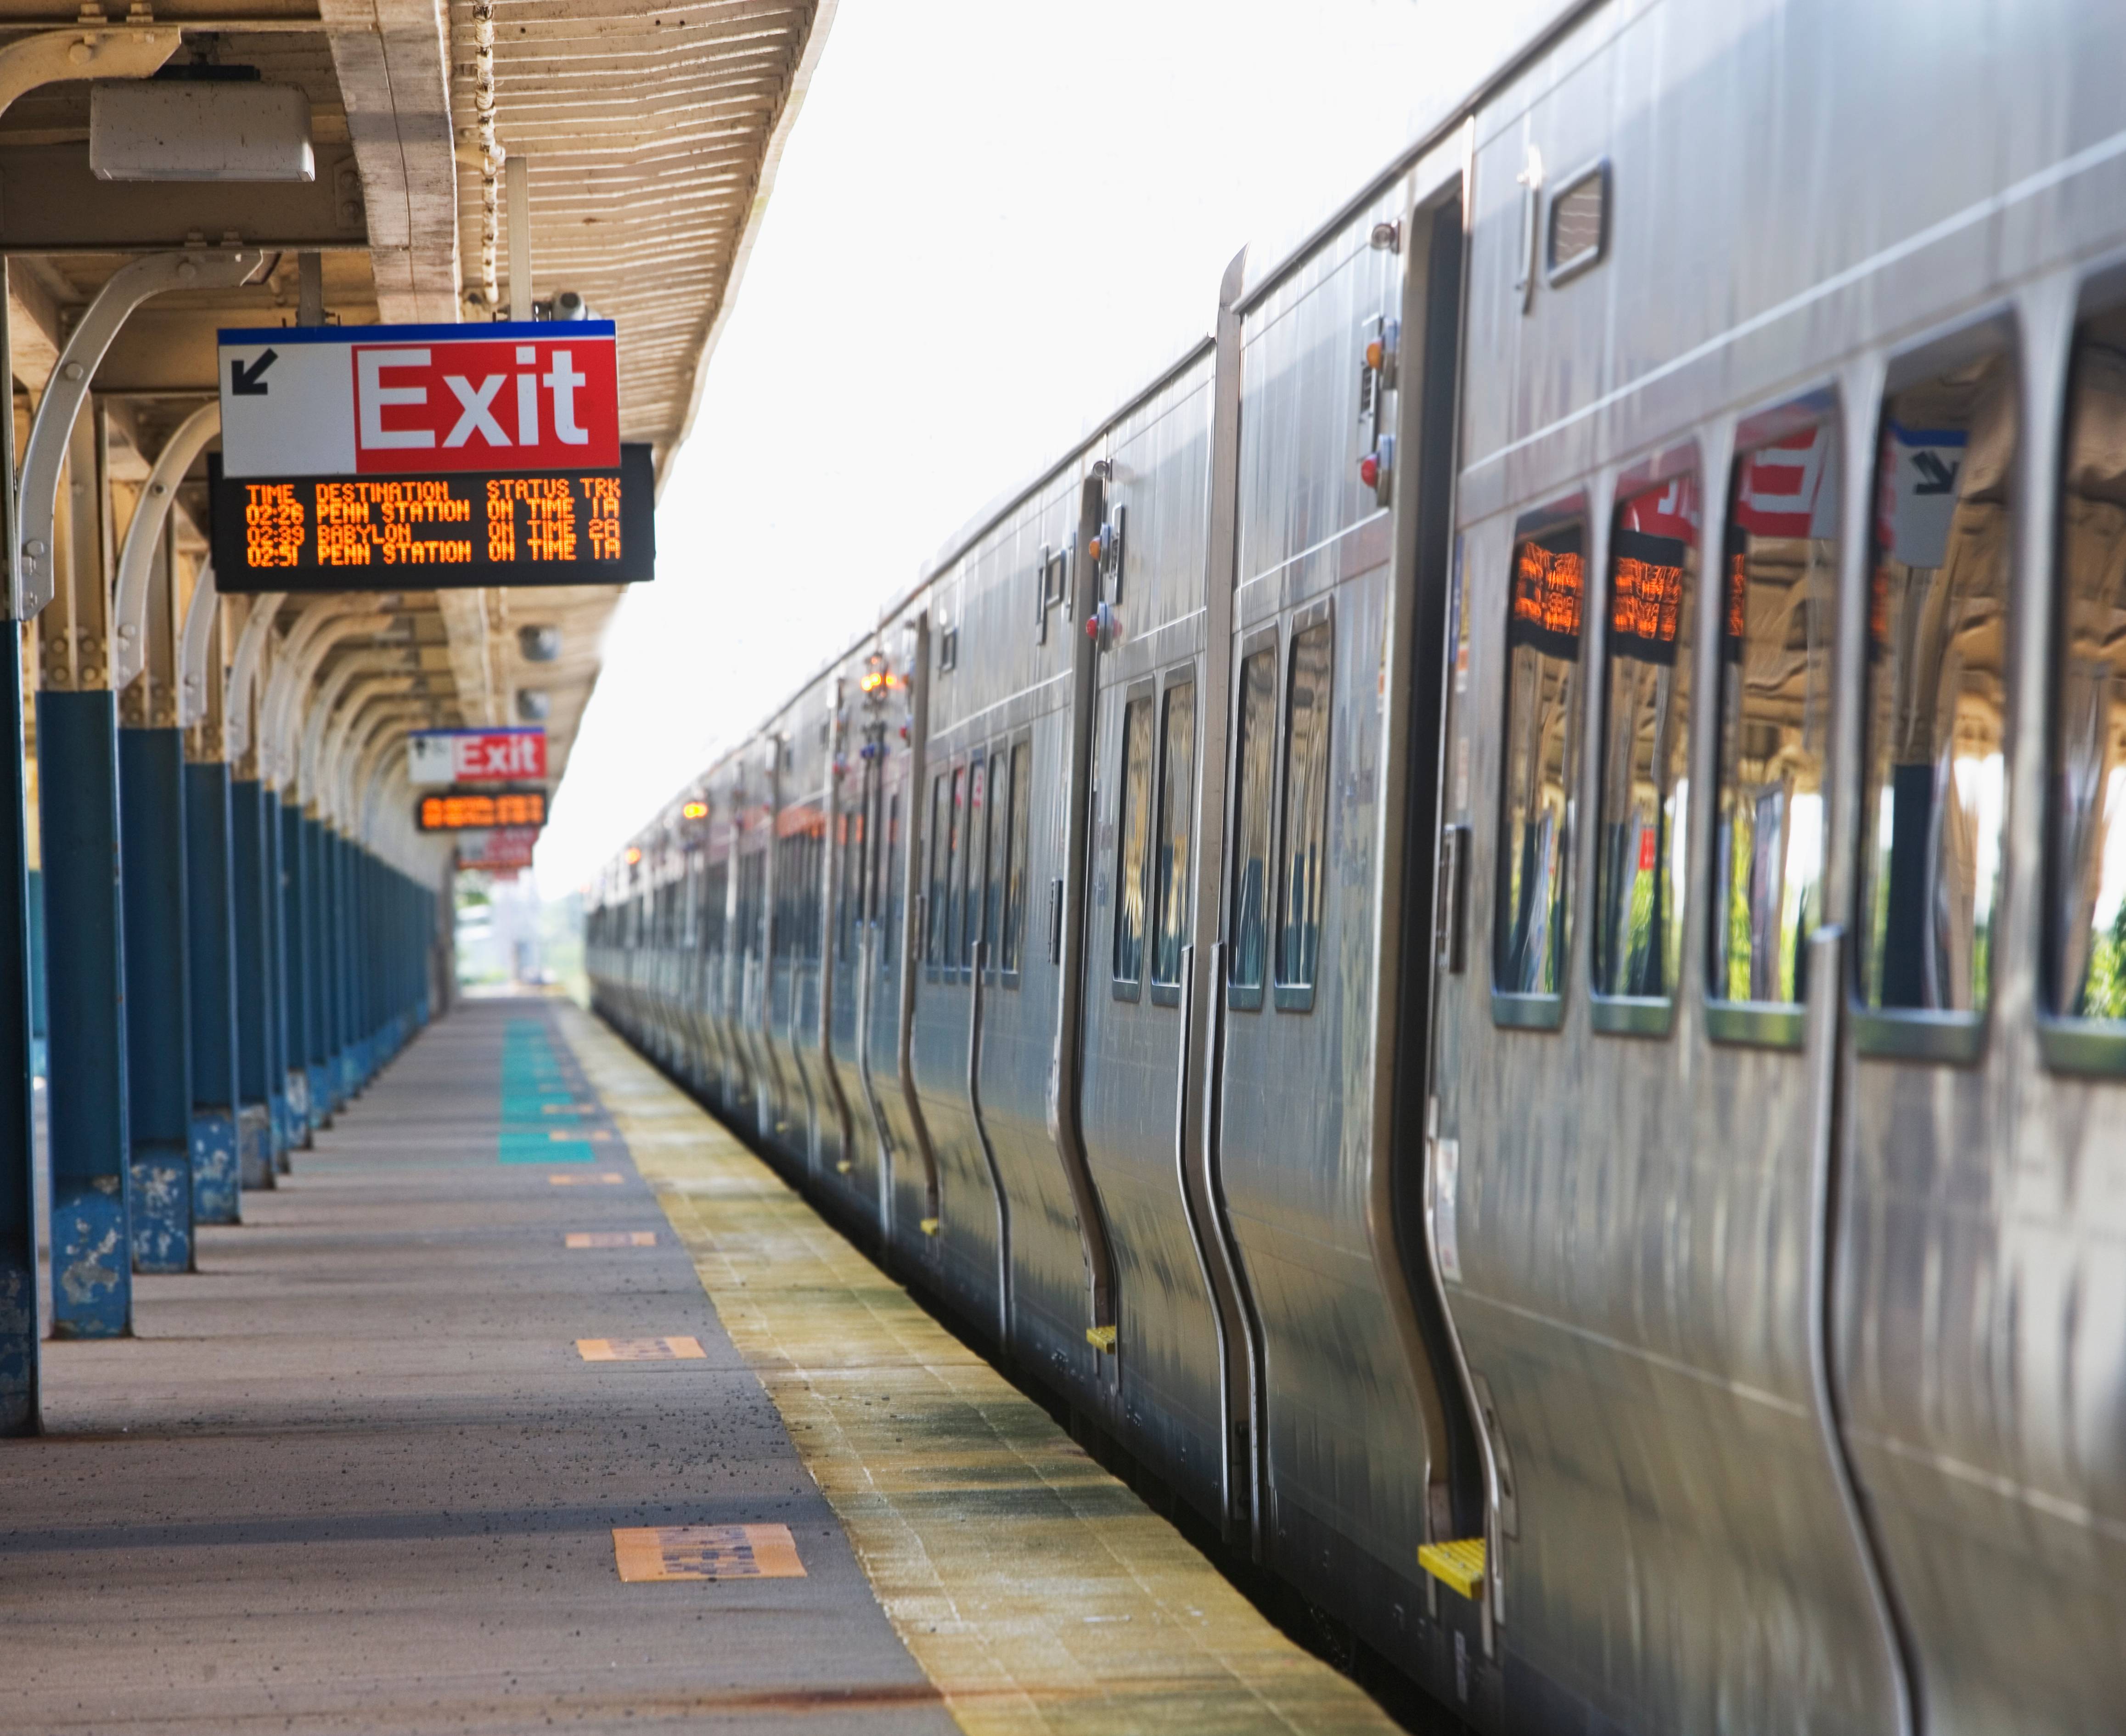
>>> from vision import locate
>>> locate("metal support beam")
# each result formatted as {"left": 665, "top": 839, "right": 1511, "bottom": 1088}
{"left": 181, "top": 581, "right": 241, "bottom": 1207}
{"left": 117, "top": 719, "right": 192, "bottom": 1270}
{"left": 228, "top": 770, "right": 275, "bottom": 1189}
{"left": 112, "top": 403, "right": 215, "bottom": 690}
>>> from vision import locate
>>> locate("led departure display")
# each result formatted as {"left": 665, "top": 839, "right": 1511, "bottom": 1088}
{"left": 418, "top": 790, "right": 548, "bottom": 832}
{"left": 208, "top": 445, "right": 655, "bottom": 592}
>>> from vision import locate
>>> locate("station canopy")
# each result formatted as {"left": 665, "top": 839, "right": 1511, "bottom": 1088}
{"left": 0, "top": 0, "right": 831, "bottom": 822}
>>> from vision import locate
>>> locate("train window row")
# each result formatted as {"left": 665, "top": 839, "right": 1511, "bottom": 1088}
{"left": 1488, "top": 310, "right": 2126, "bottom": 1071}
{"left": 924, "top": 736, "right": 1032, "bottom": 984}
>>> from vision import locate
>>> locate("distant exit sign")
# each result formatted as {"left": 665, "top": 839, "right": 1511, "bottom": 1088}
{"left": 210, "top": 320, "right": 654, "bottom": 592}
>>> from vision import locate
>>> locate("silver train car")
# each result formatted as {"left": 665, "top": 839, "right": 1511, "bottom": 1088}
{"left": 587, "top": 0, "right": 2126, "bottom": 1728}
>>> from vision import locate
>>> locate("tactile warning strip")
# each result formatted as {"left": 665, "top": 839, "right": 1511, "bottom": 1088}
{"left": 554, "top": 1002, "right": 1402, "bottom": 1736}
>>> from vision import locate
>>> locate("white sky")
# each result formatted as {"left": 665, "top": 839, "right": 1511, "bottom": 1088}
{"left": 534, "top": 0, "right": 1514, "bottom": 894}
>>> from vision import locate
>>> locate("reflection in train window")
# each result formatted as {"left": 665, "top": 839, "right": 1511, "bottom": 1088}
{"left": 1002, "top": 741, "right": 1031, "bottom": 975}
{"left": 959, "top": 760, "right": 984, "bottom": 972}
{"left": 982, "top": 749, "right": 1007, "bottom": 965}
{"left": 1151, "top": 681, "right": 1196, "bottom": 992}
{"left": 1228, "top": 647, "right": 1277, "bottom": 1000}
{"left": 879, "top": 789, "right": 902, "bottom": 969}
{"left": 1496, "top": 525, "right": 1584, "bottom": 997}
{"left": 1713, "top": 422, "right": 1839, "bottom": 1005}
{"left": 1277, "top": 620, "right": 1333, "bottom": 1001}
{"left": 925, "top": 772, "right": 947, "bottom": 966}
{"left": 1114, "top": 696, "right": 1153, "bottom": 991}
{"left": 1860, "top": 350, "right": 2015, "bottom": 1017}
{"left": 2051, "top": 312, "right": 2126, "bottom": 1021}
{"left": 1594, "top": 474, "right": 1699, "bottom": 999}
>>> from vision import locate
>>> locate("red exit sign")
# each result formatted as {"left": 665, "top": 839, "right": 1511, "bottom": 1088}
{"left": 219, "top": 321, "right": 621, "bottom": 478}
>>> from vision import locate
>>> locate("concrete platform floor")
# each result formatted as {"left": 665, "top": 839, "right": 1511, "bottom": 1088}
{"left": 0, "top": 1001, "right": 952, "bottom": 1734}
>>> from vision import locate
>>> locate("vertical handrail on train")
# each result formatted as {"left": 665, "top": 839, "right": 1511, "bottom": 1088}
{"left": 719, "top": 797, "right": 744, "bottom": 1112}
{"left": 967, "top": 938, "right": 1009, "bottom": 1351}
{"left": 754, "top": 735, "right": 784, "bottom": 1145}
{"left": 816, "top": 680, "right": 858, "bottom": 1182}
{"left": 895, "top": 614, "right": 942, "bottom": 1225}
{"left": 1050, "top": 481, "right": 1119, "bottom": 1342}
{"left": 852, "top": 745, "right": 896, "bottom": 1250}
{"left": 1177, "top": 248, "right": 1266, "bottom": 1545}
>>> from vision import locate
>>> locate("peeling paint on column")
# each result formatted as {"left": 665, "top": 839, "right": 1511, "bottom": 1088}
{"left": 129, "top": 1148, "right": 191, "bottom": 1274}
{"left": 237, "top": 1103, "right": 275, "bottom": 1189}
{"left": 52, "top": 1186, "right": 129, "bottom": 1336}
{"left": 191, "top": 1110, "right": 241, "bottom": 1223}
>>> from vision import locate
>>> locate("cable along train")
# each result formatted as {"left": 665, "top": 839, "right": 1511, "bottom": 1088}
{"left": 589, "top": 1, "right": 2126, "bottom": 1730}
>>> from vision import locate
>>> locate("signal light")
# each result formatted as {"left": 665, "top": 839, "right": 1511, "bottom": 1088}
{"left": 1365, "top": 339, "right": 1384, "bottom": 371}
{"left": 1359, "top": 453, "right": 1380, "bottom": 489}
{"left": 625, "top": 846, "right": 641, "bottom": 864}
{"left": 681, "top": 801, "right": 708, "bottom": 820}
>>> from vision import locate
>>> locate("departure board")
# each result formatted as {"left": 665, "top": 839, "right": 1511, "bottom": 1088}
{"left": 209, "top": 445, "right": 655, "bottom": 592}
{"left": 417, "top": 790, "right": 548, "bottom": 832}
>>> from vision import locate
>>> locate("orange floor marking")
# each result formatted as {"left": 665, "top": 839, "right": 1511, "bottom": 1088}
{"left": 564, "top": 1230, "right": 658, "bottom": 1249}
{"left": 611, "top": 1524, "right": 804, "bottom": 1582}
{"left": 575, "top": 1336, "right": 706, "bottom": 1362}
{"left": 547, "top": 1172, "right": 625, "bottom": 1185}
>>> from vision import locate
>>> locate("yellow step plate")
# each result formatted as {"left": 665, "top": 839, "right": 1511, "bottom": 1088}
{"left": 1418, "top": 1538, "right": 1486, "bottom": 1601}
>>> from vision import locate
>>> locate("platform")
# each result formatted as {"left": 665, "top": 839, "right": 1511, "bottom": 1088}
{"left": 0, "top": 998, "right": 1404, "bottom": 1735}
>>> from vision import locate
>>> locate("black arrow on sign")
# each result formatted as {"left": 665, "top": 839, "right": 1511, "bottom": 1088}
{"left": 230, "top": 349, "right": 278, "bottom": 396}
{"left": 1912, "top": 450, "right": 1960, "bottom": 496}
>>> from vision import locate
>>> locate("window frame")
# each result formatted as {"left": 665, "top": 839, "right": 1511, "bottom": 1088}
{"left": 1492, "top": 496, "right": 1589, "bottom": 1031}
{"left": 1226, "top": 624, "right": 1282, "bottom": 1013}
{"left": 923, "top": 768, "right": 948, "bottom": 979}
{"left": 992, "top": 729, "right": 1033, "bottom": 988}
{"left": 1850, "top": 316, "right": 2020, "bottom": 1068}
{"left": 1111, "top": 678, "right": 1158, "bottom": 1002}
{"left": 1590, "top": 448, "right": 1702, "bottom": 1039}
{"left": 1274, "top": 595, "right": 1335, "bottom": 1014}
{"left": 1149, "top": 664, "right": 1198, "bottom": 1008}
{"left": 2039, "top": 281, "right": 2126, "bottom": 1076}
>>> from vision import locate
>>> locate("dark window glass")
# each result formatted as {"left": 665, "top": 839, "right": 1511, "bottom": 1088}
{"left": 1712, "top": 423, "right": 1839, "bottom": 1004}
{"left": 2052, "top": 316, "right": 2126, "bottom": 1020}
{"left": 1594, "top": 476, "right": 1698, "bottom": 999}
{"left": 1228, "top": 648, "right": 1277, "bottom": 992}
{"left": 1277, "top": 622, "right": 1333, "bottom": 991}
{"left": 881, "top": 787, "right": 903, "bottom": 971}
{"left": 984, "top": 747, "right": 1008, "bottom": 962}
{"left": 925, "top": 772, "right": 947, "bottom": 965}
{"left": 703, "top": 861, "right": 727, "bottom": 959}
{"left": 1003, "top": 741, "right": 1031, "bottom": 974}
{"left": 1114, "top": 696, "right": 1153, "bottom": 985}
{"left": 962, "top": 760, "right": 987, "bottom": 970}
{"left": 1860, "top": 352, "right": 2015, "bottom": 1014}
{"left": 1152, "top": 682, "right": 1196, "bottom": 987}
{"left": 1495, "top": 525, "right": 1585, "bottom": 995}
{"left": 737, "top": 851, "right": 765, "bottom": 962}
{"left": 948, "top": 766, "right": 968, "bottom": 969}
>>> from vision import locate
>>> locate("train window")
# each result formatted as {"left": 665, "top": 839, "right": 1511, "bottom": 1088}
{"left": 1856, "top": 347, "right": 2015, "bottom": 1057}
{"left": 1495, "top": 520, "right": 1584, "bottom": 1015}
{"left": 1151, "top": 678, "right": 1196, "bottom": 1001}
{"left": 1113, "top": 692, "right": 1153, "bottom": 996}
{"left": 925, "top": 772, "right": 947, "bottom": 968}
{"left": 1546, "top": 159, "right": 1609, "bottom": 287}
{"left": 880, "top": 788, "right": 903, "bottom": 969}
{"left": 1002, "top": 740, "right": 1031, "bottom": 976}
{"left": 1276, "top": 616, "right": 1332, "bottom": 1008}
{"left": 964, "top": 755, "right": 990, "bottom": 971}
{"left": 703, "top": 860, "right": 727, "bottom": 961}
{"left": 1709, "top": 417, "right": 1838, "bottom": 1034}
{"left": 1227, "top": 641, "right": 1277, "bottom": 1007}
{"left": 981, "top": 749, "right": 1006, "bottom": 970}
{"left": 1592, "top": 471, "right": 1698, "bottom": 1021}
{"left": 2049, "top": 313, "right": 2126, "bottom": 1049}
{"left": 949, "top": 763, "right": 971, "bottom": 974}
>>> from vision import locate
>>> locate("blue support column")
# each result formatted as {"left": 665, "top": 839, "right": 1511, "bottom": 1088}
{"left": 39, "top": 689, "right": 131, "bottom": 1336}
{"left": 185, "top": 757, "right": 240, "bottom": 1221}
{"left": 339, "top": 837, "right": 360, "bottom": 1098}
{"left": 0, "top": 623, "right": 42, "bottom": 1431}
{"left": 263, "top": 788, "right": 290, "bottom": 1165}
{"left": 301, "top": 813, "right": 330, "bottom": 1133}
{"left": 228, "top": 778, "right": 274, "bottom": 1188}
{"left": 277, "top": 791, "right": 311, "bottom": 1154}
{"left": 117, "top": 725, "right": 192, "bottom": 1272}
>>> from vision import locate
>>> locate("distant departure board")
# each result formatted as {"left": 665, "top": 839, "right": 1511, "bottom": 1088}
{"left": 417, "top": 790, "right": 548, "bottom": 832}
{"left": 209, "top": 444, "right": 655, "bottom": 592}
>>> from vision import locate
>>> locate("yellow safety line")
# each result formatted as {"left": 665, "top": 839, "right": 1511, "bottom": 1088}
{"left": 555, "top": 1004, "right": 1401, "bottom": 1736}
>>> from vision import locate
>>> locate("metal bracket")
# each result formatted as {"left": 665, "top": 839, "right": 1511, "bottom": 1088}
{"left": 174, "top": 556, "right": 216, "bottom": 729}
{"left": 222, "top": 586, "right": 285, "bottom": 763}
{"left": 16, "top": 248, "right": 261, "bottom": 618}
{"left": 113, "top": 400, "right": 217, "bottom": 689}
{"left": 0, "top": 28, "right": 176, "bottom": 123}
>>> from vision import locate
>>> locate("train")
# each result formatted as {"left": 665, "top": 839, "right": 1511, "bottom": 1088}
{"left": 585, "top": 0, "right": 2126, "bottom": 1729}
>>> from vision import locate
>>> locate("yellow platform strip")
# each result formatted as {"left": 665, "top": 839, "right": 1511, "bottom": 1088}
{"left": 557, "top": 1003, "right": 1401, "bottom": 1736}
{"left": 1416, "top": 1539, "right": 1485, "bottom": 1601}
